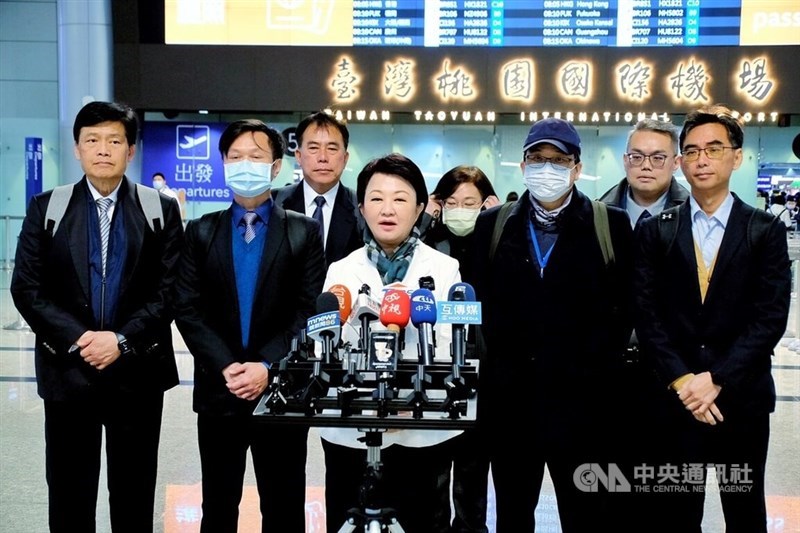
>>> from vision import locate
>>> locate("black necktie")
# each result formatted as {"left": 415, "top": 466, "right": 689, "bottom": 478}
{"left": 636, "top": 210, "right": 651, "bottom": 228}
{"left": 312, "top": 196, "right": 326, "bottom": 244}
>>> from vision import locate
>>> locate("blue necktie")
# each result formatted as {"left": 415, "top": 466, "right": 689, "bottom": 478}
{"left": 96, "top": 198, "right": 113, "bottom": 275}
{"left": 312, "top": 196, "right": 326, "bottom": 243}
{"left": 242, "top": 211, "right": 257, "bottom": 243}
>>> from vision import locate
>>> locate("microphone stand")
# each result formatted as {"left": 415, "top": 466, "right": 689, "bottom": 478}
{"left": 262, "top": 357, "right": 291, "bottom": 414}
{"left": 338, "top": 430, "right": 405, "bottom": 533}
{"left": 406, "top": 322, "right": 433, "bottom": 419}
{"left": 442, "top": 325, "right": 473, "bottom": 419}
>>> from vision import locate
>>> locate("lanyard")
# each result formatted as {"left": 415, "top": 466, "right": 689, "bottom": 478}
{"left": 529, "top": 220, "right": 556, "bottom": 278}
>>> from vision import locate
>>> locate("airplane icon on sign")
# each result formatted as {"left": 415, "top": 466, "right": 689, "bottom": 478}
{"left": 176, "top": 125, "right": 210, "bottom": 160}
{"left": 179, "top": 134, "right": 208, "bottom": 149}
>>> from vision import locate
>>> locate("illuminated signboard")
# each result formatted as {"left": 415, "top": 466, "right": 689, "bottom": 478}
{"left": 165, "top": 0, "right": 800, "bottom": 47}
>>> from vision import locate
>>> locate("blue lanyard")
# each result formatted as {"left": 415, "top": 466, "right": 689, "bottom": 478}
{"left": 529, "top": 220, "right": 556, "bottom": 278}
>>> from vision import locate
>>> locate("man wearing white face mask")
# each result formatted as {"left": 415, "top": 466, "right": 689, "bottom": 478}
{"left": 471, "top": 118, "right": 635, "bottom": 532}
{"left": 174, "top": 119, "right": 326, "bottom": 532}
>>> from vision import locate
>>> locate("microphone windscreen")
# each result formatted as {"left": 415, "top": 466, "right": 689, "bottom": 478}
{"left": 316, "top": 292, "right": 340, "bottom": 314}
{"left": 379, "top": 289, "right": 411, "bottom": 329}
{"left": 328, "top": 284, "right": 353, "bottom": 322}
{"left": 448, "top": 282, "right": 476, "bottom": 302}
{"left": 410, "top": 288, "right": 437, "bottom": 326}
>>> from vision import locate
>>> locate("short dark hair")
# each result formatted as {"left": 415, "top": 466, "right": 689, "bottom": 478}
{"left": 218, "top": 119, "right": 286, "bottom": 161}
{"left": 152, "top": 172, "right": 165, "bottom": 180}
{"left": 356, "top": 153, "right": 428, "bottom": 207}
{"left": 296, "top": 111, "right": 350, "bottom": 149}
{"left": 680, "top": 104, "right": 744, "bottom": 151}
{"left": 73, "top": 101, "right": 139, "bottom": 146}
{"left": 431, "top": 165, "right": 497, "bottom": 204}
{"left": 627, "top": 119, "right": 679, "bottom": 153}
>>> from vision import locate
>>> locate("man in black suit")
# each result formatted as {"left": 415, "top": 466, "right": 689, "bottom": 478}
{"left": 174, "top": 119, "right": 325, "bottom": 532}
{"left": 273, "top": 111, "right": 362, "bottom": 265}
{"left": 11, "top": 101, "right": 184, "bottom": 533}
{"left": 598, "top": 118, "right": 689, "bottom": 228}
{"left": 633, "top": 104, "right": 790, "bottom": 533}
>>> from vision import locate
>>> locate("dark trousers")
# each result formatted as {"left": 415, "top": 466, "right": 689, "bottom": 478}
{"left": 650, "top": 408, "right": 771, "bottom": 533}
{"left": 322, "top": 438, "right": 452, "bottom": 533}
{"left": 43, "top": 392, "right": 164, "bottom": 533}
{"left": 197, "top": 414, "right": 309, "bottom": 533}
{"left": 488, "top": 406, "right": 611, "bottom": 533}
{"left": 447, "top": 430, "right": 490, "bottom": 533}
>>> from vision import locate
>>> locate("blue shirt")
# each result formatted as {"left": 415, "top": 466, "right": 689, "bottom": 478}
{"left": 690, "top": 193, "right": 733, "bottom": 269}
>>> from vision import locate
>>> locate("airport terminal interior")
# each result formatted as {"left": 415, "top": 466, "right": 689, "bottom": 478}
{"left": 0, "top": 257, "right": 798, "bottom": 532}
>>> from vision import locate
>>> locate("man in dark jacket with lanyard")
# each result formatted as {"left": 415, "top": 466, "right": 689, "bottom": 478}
{"left": 599, "top": 118, "right": 689, "bottom": 228}
{"left": 472, "top": 118, "right": 633, "bottom": 532}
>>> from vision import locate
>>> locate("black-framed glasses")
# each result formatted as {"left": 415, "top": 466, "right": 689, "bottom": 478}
{"left": 681, "top": 146, "right": 737, "bottom": 162}
{"left": 524, "top": 154, "right": 575, "bottom": 169}
{"left": 625, "top": 152, "right": 671, "bottom": 168}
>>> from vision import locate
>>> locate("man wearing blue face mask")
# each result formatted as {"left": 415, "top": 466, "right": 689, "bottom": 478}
{"left": 471, "top": 118, "right": 635, "bottom": 532}
{"left": 174, "top": 119, "right": 326, "bottom": 532}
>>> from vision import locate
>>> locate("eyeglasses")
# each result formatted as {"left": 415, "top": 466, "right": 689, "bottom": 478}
{"left": 443, "top": 199, "right": 483, "bottom": 209}
{"left": 624, "top": 152, "right": 671, "bottom": 168}
{"left": 524, "top": 154, "right": 575, "bottom": 169}
{"left": 681, "top": 146, "right": 737, "bottom": 162}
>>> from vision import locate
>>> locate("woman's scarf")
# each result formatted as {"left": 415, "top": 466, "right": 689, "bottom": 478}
{"left": 364, "top": 226, "right": 421, "bottom": 284}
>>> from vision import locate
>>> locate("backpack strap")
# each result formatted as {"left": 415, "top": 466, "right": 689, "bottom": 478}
{"left": 747, "top": 208, "right": 775, "bottom": 249}
{"left": 135, "top": 183, "right": 164, "bottom": 233}
{"left": 44, "top": 183, "right": 76, "bottom": 235}
{"left": 591, "top": 200, "right": 615, "bottom": 266}
{"left": 489, "top": 201, "right": 514, "bottom": 263}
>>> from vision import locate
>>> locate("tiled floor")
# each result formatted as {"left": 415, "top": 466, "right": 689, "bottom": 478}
{"left": 0, "top": 266, "right": 798, "bottom": 532}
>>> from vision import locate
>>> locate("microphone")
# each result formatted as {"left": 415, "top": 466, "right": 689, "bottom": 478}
{"left": 328, "top": 283, "right": 352, "bottom": 322}
{"left": 448, "top": 282, "right": 477, "bottom": 367}
{"left": 368, "top": 289, "right": 410, "bottom": 372}
{"left": 410, "top": 288, "right": 437, "bottom": 365}
{"left": 306, "top": 292, "right": 341, "bottom": 363}
{"left": 352, "top": 284, "right": 381, "bottom": 352}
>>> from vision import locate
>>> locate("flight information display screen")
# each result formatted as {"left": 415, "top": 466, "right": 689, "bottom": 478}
{"left": 165, "top": 0, "right": 799, "bottom": 47}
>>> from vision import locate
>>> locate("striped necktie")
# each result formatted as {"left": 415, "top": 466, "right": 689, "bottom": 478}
{"left": 242, "top": 211, "right": 258, "bottom": 243}
{"left": 96, "top": 197, "right": 113, "bottom": 275}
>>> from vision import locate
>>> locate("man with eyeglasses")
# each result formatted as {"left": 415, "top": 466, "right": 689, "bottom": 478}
{"left": 633, "top": 104, "right": 790, "bottom": 532}
{"left": 472, "top": 118, "right": 634, "bottom": 532}
{"left": 599, "top": 119, "right": 689, "bottom": 229}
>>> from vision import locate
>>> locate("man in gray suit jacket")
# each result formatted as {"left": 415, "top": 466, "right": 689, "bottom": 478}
{"left": 634, "top": 105, "right": 790, "bottom": 533}
{"left": 273, "top": 111, "right": 362, "bottom": 266}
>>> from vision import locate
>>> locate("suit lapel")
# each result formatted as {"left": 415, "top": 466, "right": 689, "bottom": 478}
{"left": 327, "top": 186, "right": 357, "bottom": 259}
{"left": 255, "top": 205, "right": 286, "bottom": 297}
{"left": 705, "top": 200, "right": 748, "bottom": 303}
{"left": 207, "top": 208, "right": 237, "bottom": 303}
{"left": 67, "top": 181, "right": 91, "bottom": 301}
{"left": 120, "top": 179, "right": 146, "bottom": 291}
{"left": 283, "top": 183, "right": 306, "bottom": 213}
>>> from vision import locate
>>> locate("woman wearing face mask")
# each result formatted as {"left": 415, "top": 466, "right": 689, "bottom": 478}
{"left": 422, "top": 166, "right": 499, "bottom": 533}
{"left": 424, "top": 166, "right": 499, "bottom": 283}
{"left": 320, "top": 153, "right": 462, "bottom": 533}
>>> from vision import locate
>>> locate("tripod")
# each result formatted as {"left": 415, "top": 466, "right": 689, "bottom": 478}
{"left": 338, "top": 430, "right": 406, "bottom": 533}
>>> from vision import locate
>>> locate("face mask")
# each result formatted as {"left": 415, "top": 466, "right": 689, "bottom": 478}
{"left": 442, "top": 207, "right": 481, "bottom": 236}
{"left": 224, "top": 160, "right": 273, "bottom": 198}
{"left": 523, "top": 162, "right": 573, "bottom": 203}
{"left": 152, "top": 180, "right": 165, "bottom": 190}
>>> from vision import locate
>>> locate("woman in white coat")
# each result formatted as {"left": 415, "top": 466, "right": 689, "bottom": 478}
{"left": 321, "top": 153, "right": 462, "bottom": 533}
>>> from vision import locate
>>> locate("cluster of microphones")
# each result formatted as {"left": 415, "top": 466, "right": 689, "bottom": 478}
{"left": 262, "top": 278, "right": 481, "bottom": 419}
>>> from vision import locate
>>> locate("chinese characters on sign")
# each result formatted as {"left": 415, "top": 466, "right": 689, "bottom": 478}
{"left": 326, "top": 52, "right": 779, "bottom": 111}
